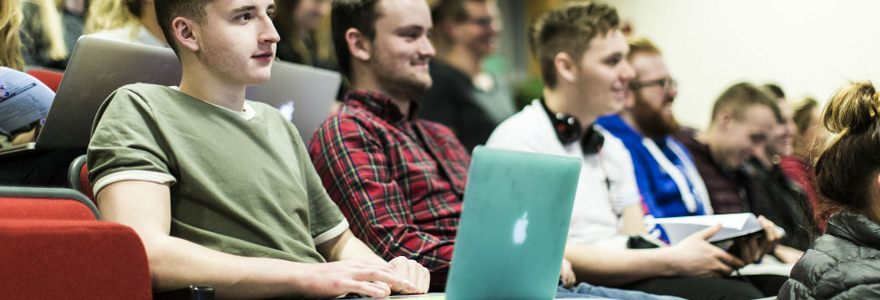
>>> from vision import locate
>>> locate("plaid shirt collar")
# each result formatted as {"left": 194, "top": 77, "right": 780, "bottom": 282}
{"left": 344, "top": 89, "right": 421, "bottom": 123}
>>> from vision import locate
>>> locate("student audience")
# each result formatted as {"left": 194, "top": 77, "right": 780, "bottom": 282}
{"left": 14, "top": 0, "right": 880, "bottom": 298}
{"left": 418, "top": 0, "right": 515, "bottom": 152}
{"left": 781, "top": 97, "right": 830, "bottom": 230}
{"left": 309, "top": 1, "right": 681, "bottom": 299}
{"left": 273, "top": 0, "right": 336, "bottom": 69}
{"left": 595, "top": 36, "right": 712, "bottom": 219}
{"left": 86, "top": 0, "right": 428, "bottom": 298}
{"left": 85, "top": 0, "right": 167, "bottom": 47}
{"left": 779, "top": 81, "right": 880, "bottom": 300}
{"left": 486, "top": 5, "right": 782, "bottom": 300}
{"left": 20, "top": 0, "right": 83, "bottom": 69}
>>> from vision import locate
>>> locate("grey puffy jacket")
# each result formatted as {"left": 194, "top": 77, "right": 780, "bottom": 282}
{"left": 778, "top": 211, "right": 880, "bottom": 300}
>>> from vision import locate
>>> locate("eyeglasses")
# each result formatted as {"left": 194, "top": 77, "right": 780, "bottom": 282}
{"left": 462, "top": 16, "right": 498, "bottom": 28}
{"left": 630, "top": 78, "right": 677, "bottom": 93}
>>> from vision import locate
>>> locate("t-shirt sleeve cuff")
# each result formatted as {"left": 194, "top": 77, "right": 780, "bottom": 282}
{"left": 617, "top": 193, "right": 642, "bottom": 212}
{"left": 313, "top": 219, "right": 350, "bottom": 245}
{"left": 93, "top": 170, "right": 177, "bottom": 195}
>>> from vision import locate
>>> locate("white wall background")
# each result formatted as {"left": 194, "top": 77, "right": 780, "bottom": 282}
{"left": 613, "top": 0, "right": 880, "bottom": 129}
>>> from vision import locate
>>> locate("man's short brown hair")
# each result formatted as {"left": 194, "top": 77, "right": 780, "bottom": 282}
{"left": 529, "top": 1, "right": 619, "bottom": 89}
{"left": 332, "top": 0, "right": 384, "bottom": 78}
{"left": 711, "top": 82, "right": 783, "bottom": 124}
{"left": 430, "top": 0, "right": 491, "bottom": 53}
{"left": 154, "top": 0, "right": 212, "bottom": 54}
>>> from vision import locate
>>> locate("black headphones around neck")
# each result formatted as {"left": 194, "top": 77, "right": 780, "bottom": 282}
{"left": 539, "top": 98, "right": 605, "bottom": 154}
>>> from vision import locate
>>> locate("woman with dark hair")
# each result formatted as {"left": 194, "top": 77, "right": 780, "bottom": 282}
{"left": 273, "top": 0, "right": 336, "bottom": 68}
{"left": 780, "top": 98, "right": 831, "bottom": 230}
{"left": 779, "top": 81, "right": 880, "bottom": 299}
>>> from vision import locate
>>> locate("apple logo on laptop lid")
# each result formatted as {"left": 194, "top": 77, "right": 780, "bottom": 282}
{"left": 279, "top": 100, "right": 295, "bottom": 121}
{"left": 513, "top": 212, "right": 528, "bottom": 245}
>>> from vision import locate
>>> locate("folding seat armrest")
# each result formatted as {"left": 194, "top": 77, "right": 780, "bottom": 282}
{"left": 0, "top": 219, "right": 152, "bottom": 300}
{"left": 0, "top": 186, "right": 100, "bottom": 219}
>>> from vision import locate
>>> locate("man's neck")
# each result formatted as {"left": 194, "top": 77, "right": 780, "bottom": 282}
{"left": 139, "top": 5, "right": 168, "bottom": 45}
{"left": 178, "top": 69, "right": 248, "bottom": 112}
{"left": 696, "top": 128, "right": 733, "bottom": 171}
{"left": 350, "top": 73, "right": 411, "bottom": 119}
{"left": 443, "top": 46, "right": 483, "bottom": 78}
{"left": 543, "top": 87, "right": 598, "bottom": 133}
{"left": 753, "top": 151, "right": 775, "bottom": 169}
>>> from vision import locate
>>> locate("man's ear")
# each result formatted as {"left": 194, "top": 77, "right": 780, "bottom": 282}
{"left": 716, "top": 109, "right": 735, "bottom": 130}
{"left": 554, "top": 52, "right": 577, "bottom": 84}
{"left": 172, "top": 17, "right": 199, "bottom": 52}
{"left": 346, "top": 28, "right": 371, "bottom": 62}
{"left": 443, "top": 20, "right": 459, "bottom": 42}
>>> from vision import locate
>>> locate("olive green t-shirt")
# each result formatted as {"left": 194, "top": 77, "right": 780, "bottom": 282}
{"left": 88, "top": 83, "right": 346, "bottom": 263}
{"left": 0, "top": 135, "right": 11, "bottom": 148}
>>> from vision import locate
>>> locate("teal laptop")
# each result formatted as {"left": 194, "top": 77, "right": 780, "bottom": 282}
{"left": 366, "top": 147, "right": 581, "bottom": 300}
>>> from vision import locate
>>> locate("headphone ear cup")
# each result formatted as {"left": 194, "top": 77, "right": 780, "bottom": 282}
{"left": 540, "top": 98, "right": 582, "bottom": 144}
{"left": 554, "top": 115, "right": 582, "bottom": 144}
{"left": 581, "top": 128, "right": 605, "bottom": 154}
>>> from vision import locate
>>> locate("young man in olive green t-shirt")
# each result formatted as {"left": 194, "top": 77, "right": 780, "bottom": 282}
{"left": 87, "top": 0, "right": 429, "bottom": 298}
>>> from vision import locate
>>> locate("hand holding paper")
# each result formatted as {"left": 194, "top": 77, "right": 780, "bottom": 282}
{"left": 666, "top": 224, "right": 745, "bottom": 277}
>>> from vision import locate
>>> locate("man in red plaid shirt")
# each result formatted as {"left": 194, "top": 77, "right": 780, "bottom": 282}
{"left": 308, "top": 0, "right": 467, "bottom": 290}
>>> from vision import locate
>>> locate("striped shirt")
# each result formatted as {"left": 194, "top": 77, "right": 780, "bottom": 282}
{"left": 308, "top": 90, "right": 470, "bottom": 288}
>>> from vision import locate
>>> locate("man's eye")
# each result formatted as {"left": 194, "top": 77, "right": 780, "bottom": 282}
{"left": 750, "top": 134, "right": 766, "bottom": 143}
{"left": 236, "top": 13, "right": 253, "bottom": 21}
{"left": 401, "top": 32, "right": 420, "bottom": 40}
{"left": 604, "top": 57, "right": 621, "bottom": 66}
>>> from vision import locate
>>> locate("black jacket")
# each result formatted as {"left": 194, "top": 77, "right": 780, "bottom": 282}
{"left": 778, "top": 211, "right": 880, "bottom": 300}
{"left": 744, "top": 158, "right": 816, "bottom": 251}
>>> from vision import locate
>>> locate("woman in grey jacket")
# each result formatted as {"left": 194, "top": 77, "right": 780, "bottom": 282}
{"left": 778, "top": 81, "right": 880, "bottom": 300}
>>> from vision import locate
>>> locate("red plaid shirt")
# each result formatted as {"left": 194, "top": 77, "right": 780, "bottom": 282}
{"left": 308, "top": 90, "right": 469, "bottom": 286}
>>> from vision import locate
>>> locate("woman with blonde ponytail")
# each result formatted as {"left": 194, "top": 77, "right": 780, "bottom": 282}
{"left": 779, "top": 81, "right": 880, "bottom": 300}
{"left": 85, "top": 0, "right": 167, "bottom": 47}
{"left": 1, "top": 0, "right": 50, "bottom": 147}
{"left": 1, "top": 0, "right": 25, "bottom": 71}
{"left": 20, "top": 0, "right": 84, "bottom": 69}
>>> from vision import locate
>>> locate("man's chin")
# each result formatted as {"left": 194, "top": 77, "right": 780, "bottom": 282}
{"left": 394, "top": 80, "right": 432, "bottom": 100}
{"left": 245, "top": 74, "right": 271, "bottom": 86}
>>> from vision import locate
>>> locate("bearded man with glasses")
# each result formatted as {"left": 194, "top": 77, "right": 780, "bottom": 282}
{"left": 596, "top": 37, "right": 711, "bottom": 220}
